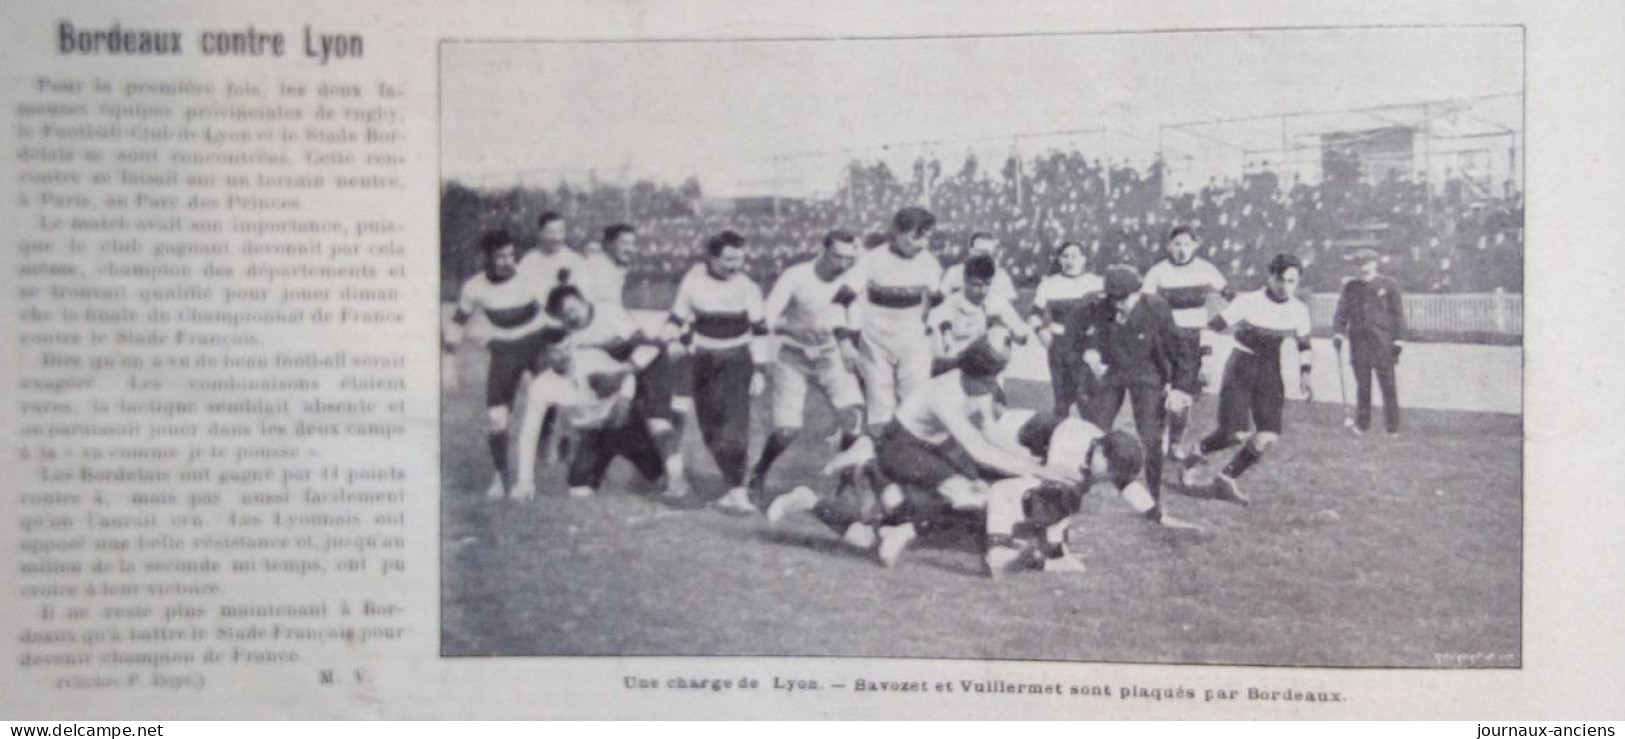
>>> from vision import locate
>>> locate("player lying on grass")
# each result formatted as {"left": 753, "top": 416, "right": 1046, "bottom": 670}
{"left": 767, "top": 399, "right": 1152, "bottom": 576}
{"left": 510, "top": 325, "right": 680, "bottom": 501}
{"left": 766, "top": 333, "right": 1107, "bottom": 574}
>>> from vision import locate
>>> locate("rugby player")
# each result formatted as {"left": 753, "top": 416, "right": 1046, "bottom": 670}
{"left": 1028, "top": 241, "right": 1103, "bottom": 418}
{"left": 577, "top": 223, "right": 633, "bottom": 306}
{"left": 927, "top": 253, "right": 1029, "bottom": 376}
{"left": 443, "top": 229, "right": 555, "bottom": 500}
{"left": 1141, "top": 225, "right": 1232, "bottom": 460}
{"left": 770, "top": 333, "right": 1077, "bottom": 567}
{"left": 769, "top": 341, "right": 1152, "bottom": 576}
{"left": 1180, "top": 253, "right": 1314, "bottom": 504}
{"left": 848, "top": 206, "right": 943, "bottom": 433}
{"left": 663, "top": 231, "right": 771, "bottom": 514}
{"left": 746, "top": 230, "right": 866, "bottom": 505}
{"left": 940, "top": 231, "right": 1018, "bottom": 305}
{"left": 514, "top": 284, "right": 686, "bottom": 499}
{"left": 520, "top": 211, "right": 584, "bottom": 301}
{"left": 510, "top": 326, "right": 675, "bottom": 500}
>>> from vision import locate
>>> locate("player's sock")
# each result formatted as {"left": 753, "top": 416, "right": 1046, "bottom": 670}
{"left": 1222, "top": 443, "right": 1262, "bottom": 480}
{"left": 487, "top": 431, "right": 508, "bottom": 478}
{"left": 751, "top": 430, "right": 796, "bottom": 482}
{"left": 812, "top": 499, "right": 861, "bottom": 534}
{"left": 1168, "top": 412, "right": 1187, "bottom": 451}
{"left": 1199, "top": 430, "right": 1235, "bottom": 456}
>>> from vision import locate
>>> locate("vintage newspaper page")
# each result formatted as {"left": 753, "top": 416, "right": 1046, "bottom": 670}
{"left": 1, "top": 0, "right": 1621, "bottom": 720}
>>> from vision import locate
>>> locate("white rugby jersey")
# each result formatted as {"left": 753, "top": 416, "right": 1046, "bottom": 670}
{"left": 941, "top": 262, "right": 1018, "bottom": 305}
{"left": 669, "top": 264, "right": 768, "bottom": 356}
{"left": 568, "top": 301, "right": 646, "bottom": 359}
{"left": 518, "top": 246, "right": 584, "bottom": 303}
{"left": 764, "top": 259, "right": 859, "bottom": 354}
{"left": 988, "top": 408, "right": 1102, "bottom": 471}
{"left": 895, "top": 369, "right": 994, "bottom": 446}
{"left": 526, "top": 348, "right": 634, "bottom": 430}
{"left": 453, "top": 270, "right": 549, "bottom": 342}
{"left": 575, "top": 252, "right": 627, "bottom": 306}
{"left": 849, "top": 246, "right": 942, "bottom": 341}
{"left": 928, "top": 292, "right": 1029, "bottom": 357}
{"left": 1142, "top": 257, "right": 1229, "bottom": 330}
{"left": 1215, "top": 289, "right": 1313, "bottom": 364}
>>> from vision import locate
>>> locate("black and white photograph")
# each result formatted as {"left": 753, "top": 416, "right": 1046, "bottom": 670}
{"left": 437, "top": 27, "right": 1523, "bottom": 667}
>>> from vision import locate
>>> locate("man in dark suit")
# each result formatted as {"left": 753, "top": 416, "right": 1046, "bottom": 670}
{"left": 1333, "top": 249, "right": 1407, "bottom": 435}
{"left": 1065, "top": 265, "right": 1201, "bottom": 528}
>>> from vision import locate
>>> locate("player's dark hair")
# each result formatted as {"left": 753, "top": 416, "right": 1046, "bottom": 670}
{"left": 1097, "top": 430, "right": 1145, "bottom": 490}
{"left": 892, "top": 206, "right": 937, "bottom": 238}
{"left": 969, "top": 231, "right": 995, "bottom": 246}
{"left": 544, "top": 284, "right": 585, "bottom": 317}
{"left": 478, "top": 229, "right": 515, "bottom": 254}
{"left": 705, "top": 230, "right": 747, "bottom": 257}
{"left": 1167, "top": 225, "right": 1198, "bottom": 243}
{"left": 602, "top": 223, "right": 635, "bottom": 245}
{"left": 537, "top": 211, "right": 565, "bottom": 232}
{"left": 823, "top": 229, "right": 857, "bottom": 249}
{"left": 1268, "top": 253, "right": 1304, "bottom": 278}
{"left": 964, "top": 253, "right": 997, "bottom": 283}
{"left": 957, "top": 336, "right": 1010, "bottom": 379}
{"left": 1015, "top": 412, "right": 1064, "bottom": 459}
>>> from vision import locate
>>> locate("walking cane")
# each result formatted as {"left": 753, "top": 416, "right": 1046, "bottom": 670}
{"left": 1334, "top": 340, "right": 1356, "bottom": 432}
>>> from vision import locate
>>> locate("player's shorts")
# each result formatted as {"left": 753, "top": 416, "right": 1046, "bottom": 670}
{"left": 1216, "top": 350, "right": 1285, "bottom": 435}
{"left": 485, "top": 329, "right": 550, "bottom": 408}
{"left": 1173, "top": 328, "right": 1207, "bottom": 393}
{"left": 770, "top": 343, "right": 863, "bottom": 429}
{"left": 874, "top": 420, "right": 976, "bottom": 492}
{"left": 857, "top": 328, "right": 933, "bottom": 426}
{"left": 633, "top": 349, "right": 690, "bottom": 423}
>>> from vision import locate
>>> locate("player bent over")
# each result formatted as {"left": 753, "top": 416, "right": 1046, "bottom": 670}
{"left": 510, "top": 327, "right": 676, "bottom": 500}
{"left": 525, "top": 284, "right": 687, "bottom": 499}
{"left": 766, "top": 335, "right": 1079, "bottom": 571}
{"left": 443, "top": 230, "right": 555, "bottom": 500}
{"left": 747, "top": 230, "right": 868, "bottom": 506}
{"left": 928, "top": 253, "right": 1030, "bottom": 377}
{"left": 1179, "top": 254, "right": 1314, "bottom": 504}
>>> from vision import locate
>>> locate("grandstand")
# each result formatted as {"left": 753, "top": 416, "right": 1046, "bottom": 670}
{"left": 440, "top": 94, "right": 1523, "bottom": 340}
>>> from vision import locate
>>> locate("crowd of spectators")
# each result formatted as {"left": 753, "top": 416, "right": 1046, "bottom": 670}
{"left": 441, "top": 148, "right": 1523, "bottom": 299}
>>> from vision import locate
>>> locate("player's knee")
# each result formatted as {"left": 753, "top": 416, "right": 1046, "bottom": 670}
{"left": 486, "top": 406, "right": 509, "bottom": 432}
{"left": 836, "top": 406, "right": 864, "bottom": 434}
{"left": 769, "top": 427, "right": 800, "bottom": 445}
{"left": 1252, "top": 432, "right": 1278, "bottom": 452}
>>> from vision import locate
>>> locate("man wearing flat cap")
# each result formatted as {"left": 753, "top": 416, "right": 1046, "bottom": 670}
{"left": 1064, "top": 264, "right": 1199, "bottom": 527}
{"left": 1333, "top": 249, "right": 1407, "bottom": 434}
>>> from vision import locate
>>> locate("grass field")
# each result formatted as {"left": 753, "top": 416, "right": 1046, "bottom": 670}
{"left": 440, "top": 347, "right": 1521, "bottom": 667}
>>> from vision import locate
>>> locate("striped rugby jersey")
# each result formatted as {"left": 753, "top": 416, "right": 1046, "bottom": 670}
{"left": 849, "top": 245, "right": 942, "bottom": 339}
{"left": 452, "top": 270, "right": 550, "bottom": 342}
{"left": 1142, "top": 257, "right": 1229, "bottom": 330}
{"left": 668, "top": 264, "right": 768, "bottom": 357}
{"left": 1214, "top": 289, "right": 1312, "bottom": 365}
